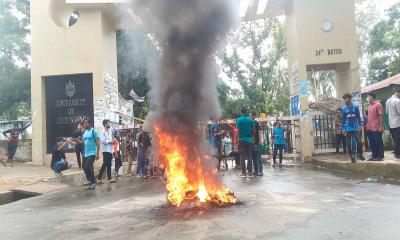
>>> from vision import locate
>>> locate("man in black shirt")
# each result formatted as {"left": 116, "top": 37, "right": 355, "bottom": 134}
{"left": 249, "top": 111, "right": 263, "bottom": 176}
{"left": 51, "top": 137, "right": 72, "bottom": 176}
{"left": 72, "top": 123, "right": 84, "bottom": 169}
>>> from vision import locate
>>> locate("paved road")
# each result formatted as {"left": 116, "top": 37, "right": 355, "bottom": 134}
{"left": 1, "top": 166, "right": 399, "bottom": 240}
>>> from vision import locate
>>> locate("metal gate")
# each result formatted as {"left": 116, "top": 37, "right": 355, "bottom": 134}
{"left": 212, "top": 116, "right": 300, "bottom": 157}
{"left": 312, "top": 113, "right": 336, "bottom": 153}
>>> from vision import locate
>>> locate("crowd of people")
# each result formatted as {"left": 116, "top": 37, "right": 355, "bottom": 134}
{"left": 50, "top": 118, "right": 156, "bottom": 190}
{"left": 211, "top": 107, "right": 287, "bottom": 178}
{"left": 4, "top": 89, "right": 399, "bottom": 187}
{"left": 335, "top": 88, "right": 400, "bottom": 163}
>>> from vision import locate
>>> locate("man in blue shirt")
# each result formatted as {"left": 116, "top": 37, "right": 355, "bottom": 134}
{"left": 272, "top": 121, "right": 285, "bottom": 167}
{"left": 342, "top": 93, "right": 365, "bottom": 163}
{"left": 236, "top": 107, "right": 254, "bottom": 178}
{"left": 210, "top": 119, "right": 225, "bottom": 171}
{"left": 77, "top": 118, "right": 101, "bottom": 190}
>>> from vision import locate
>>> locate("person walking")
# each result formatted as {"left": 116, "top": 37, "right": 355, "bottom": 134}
{"left": 385, "top": 88, "right": 400, "bottom": 159}
{"left": 236, "top": 107, "right": 254, "bottom": 178}
{"left": 335, "top": 108, "right": 346, "bottom": 154}
{"left": 366, "top": 92, "right": 385, "bottom": 161}
{"left": 72, "top": 122, "right": 84, "bottom": 169}
{"left": 113, "top": 131, "right": 123, "bottom": 179}
{"left": 342, "top": 93, "right": 365, "bottom": 163}
{"left": 1, "top": 122, "right": 31, "bottom": 167}
{"left": 97, "top": 119, "right": 116, "bottom": 184}
{"left": 249, "top": 111, "right": 262, "bottom": 176}
{"left": 272, "top": 121, "right": 285, "bottom": 167}
{"left": 78, "top": 118, "right": 100, "bottom": 190}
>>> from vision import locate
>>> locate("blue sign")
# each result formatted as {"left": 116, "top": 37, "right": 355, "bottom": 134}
{"left": 299, "top": 80, "right": 308, "bottom": 96}
{"left": 291, "top": 95, "right": 300, "bottom": 116}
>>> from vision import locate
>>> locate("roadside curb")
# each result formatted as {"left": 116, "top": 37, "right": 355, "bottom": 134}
{"left": 311, "top": 158, "right": 400, "bottom": 179}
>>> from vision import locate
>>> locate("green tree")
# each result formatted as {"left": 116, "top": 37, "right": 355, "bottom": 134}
{"left": 116, "top": 30, "right": 159, "bottom": 120}
{"left": 367, "top": 2, "right": 400, "bottom": 84}
{"left": 355, "top": 1, "right": 380, "bottom": 85}
{"left": 221, "top": 19, "right": 289, "bottom": 117}
{"left": 0, "top": 0, "right": 31, "bottom": 120}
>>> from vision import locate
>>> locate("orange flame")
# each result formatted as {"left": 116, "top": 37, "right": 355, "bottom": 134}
{"left": 154, "top": 125, "right": 236, "bottom": 207}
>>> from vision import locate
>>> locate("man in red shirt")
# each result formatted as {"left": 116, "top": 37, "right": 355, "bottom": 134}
{"left": 366, "top": 92, "right": 384, "bottom": 161}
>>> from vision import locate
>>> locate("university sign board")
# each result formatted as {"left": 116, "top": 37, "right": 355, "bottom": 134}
{"left": 44, "top": 73, "right": 94, "bottom": 153}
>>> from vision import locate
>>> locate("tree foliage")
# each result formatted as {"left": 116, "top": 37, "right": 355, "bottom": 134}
{"left": 221, "top": 19, "right": 289, "bottom": 118}
{"left": 116, "top": 30, "right": 159, "bottom": 120}
{"left": 367, "top": 2, "right": 400, "bottom": 84}
{"left": 0, "top": 0, "right": 31, "bottom": 120}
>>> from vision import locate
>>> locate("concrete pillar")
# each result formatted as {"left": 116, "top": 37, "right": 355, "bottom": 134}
{"left": 31, "top": 0, "right": 118, "bottom": 165}
{"left": 286, "top": 0, "right": 361, "bottom": 158}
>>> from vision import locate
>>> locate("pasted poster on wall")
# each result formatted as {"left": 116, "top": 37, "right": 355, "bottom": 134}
{"left": 104, "top": 72, "right": 119, "bottom": 111}
{"left": 299, "top": 80, "right": 308, "bottom": 97}
{"left": 291, "top": 95, "right": 300, "bottom": 116}
{"left": 44, "top": 73, "right": 93, "bottom": 153}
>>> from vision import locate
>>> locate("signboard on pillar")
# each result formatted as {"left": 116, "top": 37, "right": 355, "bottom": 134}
{"left": 44, "top": 73, "right": 94, "bottom": 153}
{"left": 291, "top": 95, "right": 300, "bottom": 116}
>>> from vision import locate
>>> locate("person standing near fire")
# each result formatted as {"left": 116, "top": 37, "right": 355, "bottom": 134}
{"left": 249, "top": 111, "right": 262, "bottom": 176}
{"left": 236, "top": 107, "right": 254, "bottom": 178}
{"left": 210, "top": 119, "right": 226, "bottom": 171}
{"left": 1, "top": 122, "right": 31, "bottom": 167}
{"left": 126, "top": 134, "right": 136, "bottom": 177}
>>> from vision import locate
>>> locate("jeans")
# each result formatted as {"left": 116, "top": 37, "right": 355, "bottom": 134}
{"left": 136, "top": 147, "right": 146, "bottom": 176}
{"left": 228, "top": 151, "right": 240, "bottom": 168}
{"left": 115, "top": 151, "right": 122, "bottom": 174}
{"left": 83, "top": 155, "right": 96, "bottom": 184}
{"left": 239, "top": 141, "right": 252, "bottom": 175}
{"left": 335, "top": 134, "right": 346, "bottom": 153}
{"left": 390, "top": 127, "right": 400, "bottom": 157}
{"left": 273, "top": 144, "right": 284, "bottom": 165}
{"left": 367, "top": 131, "right": 384, "bottom": 159}
{"left": 53, "top": 159, "right": 68, "bottom": 173}
{"left": 98, "top": 152, "right": 112, "bottom": 180}
{"left": 346, "top": 131, "right": 363, "bottom": 156}
{"left": 75, "top": 145, "right": 84, "bottom": 168}
{"left": 252, "top": 144, "right": 262, "bottom": 174}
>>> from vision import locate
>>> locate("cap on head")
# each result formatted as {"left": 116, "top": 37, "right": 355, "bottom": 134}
{"left": 396, "top": 87, "right": 400, "bottom": 93}
{"left": 56, "top": 137, "right": 64, "bottom": 143}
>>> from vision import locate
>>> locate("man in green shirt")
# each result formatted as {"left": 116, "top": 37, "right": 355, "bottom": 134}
{"left": 236, "top": 107, "right": 255, "bottom": 178}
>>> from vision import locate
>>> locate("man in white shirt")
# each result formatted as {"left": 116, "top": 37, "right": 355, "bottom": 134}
{"left": 97, "top": 119, "right": 116, "bottom": 183}
{"left": 386, "top": 88, "right": 400, "bottom": 159}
